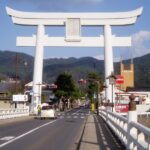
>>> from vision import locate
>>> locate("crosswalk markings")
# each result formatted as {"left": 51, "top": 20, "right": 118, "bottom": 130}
{"left": 73, "top": 116, "right": 78, "bottom": 118}
{"left": 0, "top": 136, "right": 15, "bottom": 141}
{"left": 57, "top": 111, "right": 89, "bottom": 119}
{"left": 57, "top": 113, "right": 88, "bottom": 119}
{"left": 80, "top": 116, "right": 85, "bottom": 119}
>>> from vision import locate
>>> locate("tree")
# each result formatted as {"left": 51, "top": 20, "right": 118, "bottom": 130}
{"left": 55, "top": 72, "right": 76, "bottom": 97}
{"left": 87, "top": 72, "right": 103, "bottom": 102}
{"left": 54, "top": 72, "right": 79, "bottom": 109}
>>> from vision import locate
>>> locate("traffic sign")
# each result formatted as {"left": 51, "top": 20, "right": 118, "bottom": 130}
{"left": 116, "top": 75, "right": 124, "bottom": 84}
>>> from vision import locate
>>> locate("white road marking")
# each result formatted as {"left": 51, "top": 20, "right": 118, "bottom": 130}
{"left": 0, "top": 108, "right": 86, "bottom": 148}
{"left": 0, "top": 119, "right": 58, "bottom": 148}
{"left": 72, "top": 109, "right": 82, "bottom": 115}
{"left": 0, "top": 136, "right": 15, "bottom": 141}
{"left": 80, "top": 116, "right": 85, "bottom": 119}
{"left": 73, "top": 116, "right": 78, "bottom": 118}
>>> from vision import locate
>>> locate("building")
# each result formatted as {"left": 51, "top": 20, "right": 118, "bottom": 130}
{"left": 120, "top": 61, "right": 134, "bottom": 91}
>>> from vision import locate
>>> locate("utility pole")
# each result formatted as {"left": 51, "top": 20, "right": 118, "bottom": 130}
{"left": 15, "top": 53, "right": 18, "bottom": 93}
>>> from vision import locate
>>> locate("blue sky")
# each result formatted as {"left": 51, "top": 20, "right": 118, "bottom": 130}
{"left": 0, "top": 0, "right": 150, "bottom": 61}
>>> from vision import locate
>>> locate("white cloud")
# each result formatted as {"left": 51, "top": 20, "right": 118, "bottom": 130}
{"left": 132, "top": 30, "right": 150, "bottom": 58}
{"left": 93, "top": 54, "right": 104, "bottom": 60}
{"left": 93, "top": 54, "right": 121, "bottom": 62}
{"left": 44, "top": 56, "right": 69, "bottom": 59}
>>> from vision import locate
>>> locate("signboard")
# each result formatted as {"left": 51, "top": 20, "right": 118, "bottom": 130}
{"left": 66, "top": 18, "right": 81, "bottom": 41}
{"left": 48, "top": 84, "right": 57, "bottom": 89}
{"left": 115, "top": 104, "right": 128, "bottom": 113}
{"left": 13, "top": 94, "right": 28, "bottom": 102}
{"left": 116, "top": 75, "right": 124, "bottom": 84}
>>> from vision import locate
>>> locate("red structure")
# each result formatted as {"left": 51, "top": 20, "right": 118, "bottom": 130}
{"left": 116, "top": 75, "right": 124, "bottom": 84}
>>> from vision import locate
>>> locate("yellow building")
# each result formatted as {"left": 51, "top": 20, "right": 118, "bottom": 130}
{"left": 120, "top": 62, "right": 134, "bottom": 91}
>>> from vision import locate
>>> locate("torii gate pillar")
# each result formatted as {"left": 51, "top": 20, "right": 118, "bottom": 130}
{"left": 31, "top": 25, "right": 45, "bottom": 113}
{"left": 104, "top": 25, "right": 114, "bottom": 102}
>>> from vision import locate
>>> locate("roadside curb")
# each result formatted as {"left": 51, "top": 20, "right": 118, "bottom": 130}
{"left": 73, "top": 115, "right": 88, "bottom": 150}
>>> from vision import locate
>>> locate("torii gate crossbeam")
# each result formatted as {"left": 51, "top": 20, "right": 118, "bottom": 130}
{"left": 6, "top": 7, "right": 143, "bottom": 114}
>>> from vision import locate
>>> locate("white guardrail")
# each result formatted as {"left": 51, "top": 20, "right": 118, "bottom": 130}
{"left": 99, "top": 109, "right": 150, "bottom": 150}
{"left": 0, "top": 108, "right": 29, "bottom": 119}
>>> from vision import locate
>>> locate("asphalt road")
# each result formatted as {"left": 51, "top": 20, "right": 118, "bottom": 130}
{"left": 0, "top": 108, "right": 89, "bottom": 150}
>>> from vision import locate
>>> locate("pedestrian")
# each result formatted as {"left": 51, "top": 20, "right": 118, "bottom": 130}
{"left": 37, "top": 105, "right": 41, "bottom": 117}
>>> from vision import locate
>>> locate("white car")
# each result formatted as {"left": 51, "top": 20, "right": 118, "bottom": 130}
{"left": 40, "top": 105, "right": 57, "bottom": 119}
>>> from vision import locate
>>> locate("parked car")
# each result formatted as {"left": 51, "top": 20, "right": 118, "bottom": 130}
{"left": 40, "top": 105, "right": 57, "bottom": 119}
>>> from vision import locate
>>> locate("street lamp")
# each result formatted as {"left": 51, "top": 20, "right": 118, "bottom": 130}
{"left": 107, "top": 72, "right": 117, "bottom": 112}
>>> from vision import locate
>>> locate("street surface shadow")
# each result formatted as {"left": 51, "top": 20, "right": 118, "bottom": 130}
{"left": 94, "top": 115, "right": 126, "bottom": 150}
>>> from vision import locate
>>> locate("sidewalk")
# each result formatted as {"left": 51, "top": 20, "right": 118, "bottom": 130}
{"left": 0, "top": 116, "right": 34, "bottom": 125}
{"left": 79, "top": 114, "right": 100, "bottom": 150}
{"left": 79, "top": 114, "right": 125, "bottom": 150}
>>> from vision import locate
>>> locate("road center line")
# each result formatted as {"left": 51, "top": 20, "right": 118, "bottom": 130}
{"left": 0, "top": 119, "right": 58, "bottom": 148}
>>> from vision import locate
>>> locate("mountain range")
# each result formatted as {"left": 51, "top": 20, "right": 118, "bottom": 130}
{"left": 0, "top": 50, "right": 150, "bottom": 88}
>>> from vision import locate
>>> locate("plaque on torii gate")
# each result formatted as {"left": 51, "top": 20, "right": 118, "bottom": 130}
{"left": 6, "top": 7, "right": 143, "bottom": 114}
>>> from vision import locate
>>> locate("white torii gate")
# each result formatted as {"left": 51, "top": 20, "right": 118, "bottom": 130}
{"left": 6, "top": 7, "right": 143, "bottom": 114}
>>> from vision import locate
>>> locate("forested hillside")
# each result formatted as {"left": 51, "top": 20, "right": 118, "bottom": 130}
{"left": 0, "top": 50, "right": 150, "bottom": 87}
